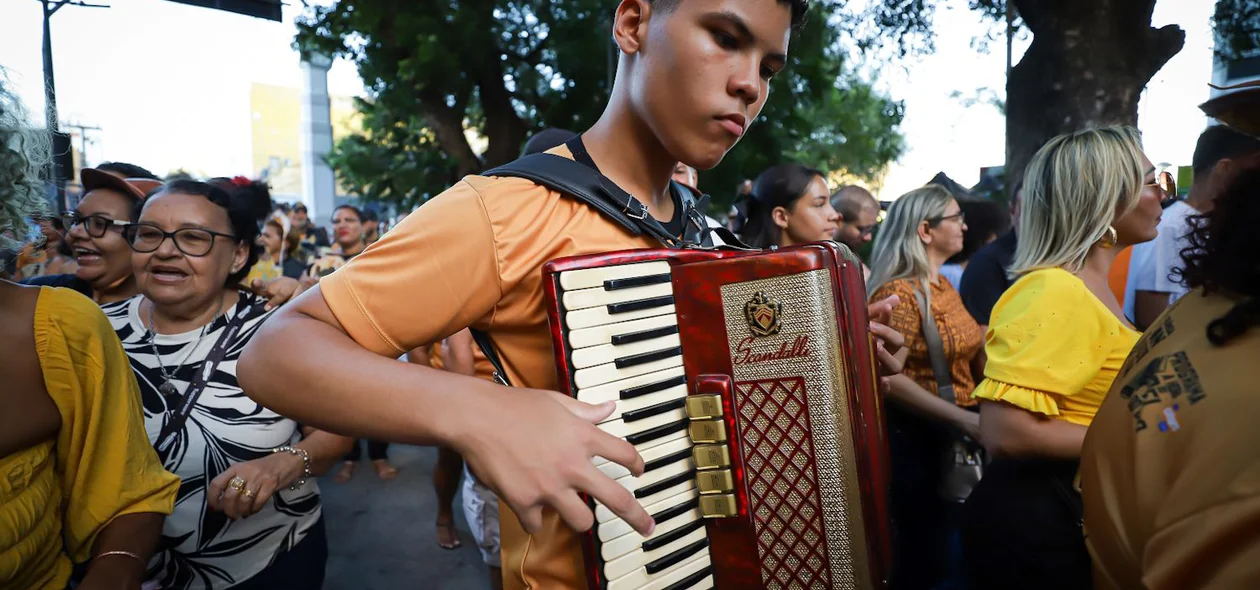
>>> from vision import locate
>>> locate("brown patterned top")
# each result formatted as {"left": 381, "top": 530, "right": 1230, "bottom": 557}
{"left": 871, "top": 275, "right": 985, "bottom": 406}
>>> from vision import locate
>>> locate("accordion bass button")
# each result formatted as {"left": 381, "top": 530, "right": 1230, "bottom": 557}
{"left": 696, "top": 469, "right": 734, "bottom": 494}
{"left": 688, "top": 420, "right": 727, "bottom": 444}
{"left": 684, "top": 394, "right": 723, "bottom": 420}
{"left": 692, "top": 444, "right": 730, "bottom": 470}
{"left": 698, "top": 494, "right": 738, "bottom": 518}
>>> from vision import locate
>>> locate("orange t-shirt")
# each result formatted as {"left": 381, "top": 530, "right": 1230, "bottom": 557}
{"left": 1108, "top": 246, "right": 1132, "bottom": 309}
{"left": 319, "top": 146, "right": 662, "bottom": 589}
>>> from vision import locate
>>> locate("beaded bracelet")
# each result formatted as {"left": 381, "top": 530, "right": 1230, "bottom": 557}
{"left": 273, "top": 445, "right": 312, "bottom": 490}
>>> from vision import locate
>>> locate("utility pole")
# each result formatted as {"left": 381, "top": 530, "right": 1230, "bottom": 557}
{"left": 39, "top": 0, "right": 108, "bottom": 210}
{"left": 63, "top": 120, "right": 101, "bottom": 169}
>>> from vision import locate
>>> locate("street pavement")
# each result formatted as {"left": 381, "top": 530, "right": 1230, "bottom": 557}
{"left": 320, "top": 444, "right": 493, "bottom": 589}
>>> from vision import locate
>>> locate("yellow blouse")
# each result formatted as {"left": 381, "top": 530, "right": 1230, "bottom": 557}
{"left": 971, "top": 268, "right": 1139, "bottom": 426}
{"left": 0, "top": 287, "right": 179, "bottom": 590}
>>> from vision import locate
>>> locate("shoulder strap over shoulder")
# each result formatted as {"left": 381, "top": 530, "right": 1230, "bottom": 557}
{"left": 486, "top": 153, "right": 680, "bottom": 246}
{"left": 914, "top": 285, "right": 957, "bottom": 403}
{"left": 476, "top": 154, "right": 754, "bottom": 384}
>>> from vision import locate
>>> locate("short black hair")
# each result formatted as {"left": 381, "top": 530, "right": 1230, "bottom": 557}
{"left": 1191, "top": 125, "right": 1260, "bottom": 178}
{"left": 651, "top": 0, "right": 809, "bottom": 27}
{"left": 740, "top": 162, "right": 824, "bottom": 249}
{"left": 947, "top": 198, "right": 1009, "bottom": 265}
{"left": 1178, "top": 155, "right": 1260, "bottom": 345}
{"left": 209, "top": 177, "right": 273, "bottom": 223}
{"left": 333, "top": 204, "right": 364, "bottom": 223}
{"left": 830, "top": 185, "right": 877, "bottom": 221}
{"left": 148, "top": 179, "right": 260, "bottom": 288}
{"left": 97, "top": 161, "right": 159, "bottom": 180}
{"left": 522, "top": 128, "right": 576, "bottom": 156}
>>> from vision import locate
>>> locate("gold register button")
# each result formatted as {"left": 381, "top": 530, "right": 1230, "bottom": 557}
{"left": 688, "top": 420, "right": 727, "bottom": 444}
{"left": 696, "top": 469, "right": 734, "bottom": 494}
{"left": 699, "top": 494, "right": 737, "bottom": 518}
{"left": 685, "top": 394, "right": 723, "bottom": 420}
{"left": 692, "top": 444, "right": 731, "bottom": 470}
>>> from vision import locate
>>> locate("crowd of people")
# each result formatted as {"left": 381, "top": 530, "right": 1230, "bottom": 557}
{"left": 3, "top": 1, "right": 1260, "bottom": 589}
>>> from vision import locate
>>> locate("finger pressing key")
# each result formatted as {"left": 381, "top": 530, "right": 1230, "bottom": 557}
{"left": 581, "top": 464, "right": 654, "bottom": 537}
{"left": 591, "top": 428, "right": 645, "bottom": 478}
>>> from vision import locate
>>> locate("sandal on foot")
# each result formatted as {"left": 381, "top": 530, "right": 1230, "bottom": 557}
{"left": 436, "top": 517, "right": 462, "bottom": 550}
{"left": 333, "top": 461, "right": 357, "bottom": 483}
{"left": 373, "top": 459, "right": 399, "bottom": 481}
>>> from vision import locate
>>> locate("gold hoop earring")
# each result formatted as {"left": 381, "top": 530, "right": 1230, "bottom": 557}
{"left": 1098, "top": 225, "right": 1118, "bottom": 249}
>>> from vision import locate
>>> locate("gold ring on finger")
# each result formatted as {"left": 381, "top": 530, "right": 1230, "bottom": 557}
{"left": 242, "top": 488, "right": 256, "bottom": 498}
{"left": 228, "top": 476, "right": 247, "bottom": 491}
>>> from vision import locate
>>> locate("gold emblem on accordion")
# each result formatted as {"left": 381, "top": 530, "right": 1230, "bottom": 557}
{"left": 743, "top": 291, "right": 783, "bottom": 337}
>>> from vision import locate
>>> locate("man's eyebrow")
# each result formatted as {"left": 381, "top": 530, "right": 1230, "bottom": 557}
{"left": 704, "top": 10, "right": 788, "bottom": 63}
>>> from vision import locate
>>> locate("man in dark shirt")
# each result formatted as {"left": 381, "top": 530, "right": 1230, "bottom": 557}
{"left": 959, "top": 184, "right": 1021, "bottom": 329}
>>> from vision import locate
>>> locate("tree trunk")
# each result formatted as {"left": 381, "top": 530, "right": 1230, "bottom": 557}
{"left": 420, "top": 90, "right": 484, "bottom": 178}
{"left": 1005, "top": 0, "right": 1184, "bottom": 197}
{"left": 477, "top": 56, "right": 530, "bottom": 169}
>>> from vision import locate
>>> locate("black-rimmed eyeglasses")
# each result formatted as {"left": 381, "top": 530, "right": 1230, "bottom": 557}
{"left": 63, "top": 212, "right": 128, "bottom": 238}
{"left": 124, "top": 223, "right": 238, "bottom": 257}
{"left": 928, "top": 211, "right": 966, "bottom": 225}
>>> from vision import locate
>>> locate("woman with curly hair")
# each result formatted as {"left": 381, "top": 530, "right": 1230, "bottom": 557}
{"left": 0, "top": 76, "right": 179, "bottom": 589}
{"left": 1082, "top": 152, "right": 1260, "bottom": 589}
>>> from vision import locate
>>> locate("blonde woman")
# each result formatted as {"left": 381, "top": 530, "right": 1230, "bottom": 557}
{"left": 867, "top": 184, "right": 985, "bottom": 590}
{"left": 960, "top": 126, "right": 1167, "bottom": 589}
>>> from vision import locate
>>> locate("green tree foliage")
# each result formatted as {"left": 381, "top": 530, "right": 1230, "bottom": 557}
{"left": 295, "top": 1, "right": 905, "bottom": 212}
{"left": 1215, "top": 0, "right": 1260, "bottom": 61}
{"left": 848, "top": 0, "right": 1194, "bottom": 198}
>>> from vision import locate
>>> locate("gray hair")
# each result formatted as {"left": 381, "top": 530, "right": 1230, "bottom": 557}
{"left": 867, "top": 184, "right": 956, "bottom": 297}
{"left": 0, "top": 73, "right": 49, "bottom": 250}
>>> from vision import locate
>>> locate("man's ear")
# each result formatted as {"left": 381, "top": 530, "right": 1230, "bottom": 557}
{"left": 612, "top": 0, "right": 651, "bottom": 55}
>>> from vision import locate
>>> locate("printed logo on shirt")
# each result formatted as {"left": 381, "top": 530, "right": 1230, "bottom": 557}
{"left": 1119, "top": 315, "right": 1177, "bottom": 376}
{"left": 1118, "top": 350, "right": 1206, "bottom": 432}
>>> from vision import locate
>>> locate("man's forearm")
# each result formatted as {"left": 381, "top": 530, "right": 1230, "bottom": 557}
{"left": 239, "top": 308, "right": 481, "bottom": 446}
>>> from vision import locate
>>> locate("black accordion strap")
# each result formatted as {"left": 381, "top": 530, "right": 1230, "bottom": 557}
{"left": 470, "top": 328, "right": 511, "bottom": 387}
{"left": 474, "top": 154, "right": 753, "bottom": 384}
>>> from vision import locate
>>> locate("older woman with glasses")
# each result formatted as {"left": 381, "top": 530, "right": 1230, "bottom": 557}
{"left": 102, "top": 180, "right": 351, "bottom": 590}
{"left": 23, "top": 168, "right": 160, "bottom": 301}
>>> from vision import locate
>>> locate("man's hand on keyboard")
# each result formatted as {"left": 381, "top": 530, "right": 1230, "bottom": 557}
{"left": 456, "top": 387, "right": 657, "bottom": 537}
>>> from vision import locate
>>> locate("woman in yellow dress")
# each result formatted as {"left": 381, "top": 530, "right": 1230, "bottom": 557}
{"left": 960, "top": 126, "right": 1169, "bottom": 589}
{"left": 0, "top": 77, "right": 179, "bottom": 590}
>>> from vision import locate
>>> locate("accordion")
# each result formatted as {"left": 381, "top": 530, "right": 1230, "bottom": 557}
{"left": 542, "top": 243, "right": 892, "bottom": 590}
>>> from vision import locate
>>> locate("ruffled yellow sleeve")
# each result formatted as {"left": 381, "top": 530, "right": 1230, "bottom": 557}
{"left": 35, "top": 288, "right": 179, "bottom": 563}
{"left": 971, "top": 269, "right": 1110, "bottom": 417}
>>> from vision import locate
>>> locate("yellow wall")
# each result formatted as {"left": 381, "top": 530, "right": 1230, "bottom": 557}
{"left": 250, "top": 83, "right": 361, "bottom": 198}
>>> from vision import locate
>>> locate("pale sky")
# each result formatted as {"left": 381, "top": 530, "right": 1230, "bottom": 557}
{"left": 0, "top": 0, "right": 1216, "bottom": 200}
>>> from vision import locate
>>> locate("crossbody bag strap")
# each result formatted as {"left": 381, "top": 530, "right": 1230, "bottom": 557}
{"left": 914, "top": 284, "right": 956, "bottom": 403}
{"left": 470, "top": 328, "right": 512, "bottom": 387}
{"left": 155, "top": 303, "right": 257, "bottom": 453}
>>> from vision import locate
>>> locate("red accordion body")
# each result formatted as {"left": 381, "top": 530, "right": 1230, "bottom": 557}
{"left": 543, "top": 243, "right": 892, "bottom": 590}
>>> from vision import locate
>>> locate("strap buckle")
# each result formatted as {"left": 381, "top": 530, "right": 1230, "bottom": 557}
{"left": 623, "top": 199, "right": 648, "bottom": 221}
